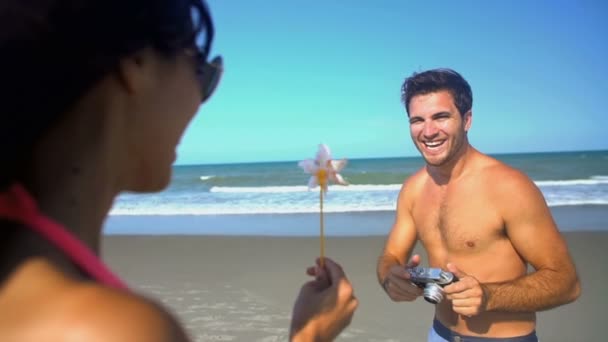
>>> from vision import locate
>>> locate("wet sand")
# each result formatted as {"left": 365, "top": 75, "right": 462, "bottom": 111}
{"left": 102, "top": 219, "right": 607, "bottom": 341}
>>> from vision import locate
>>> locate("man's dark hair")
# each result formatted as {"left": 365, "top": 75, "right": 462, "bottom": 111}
{"left": 0, "top": 0, "right": 213, "bottom": 189}
{"left": 401, "top": 68, "right": 473, "bottom": 117}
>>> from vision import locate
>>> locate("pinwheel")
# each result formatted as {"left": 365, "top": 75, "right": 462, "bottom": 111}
{"left": 298, "top": 144, "right": 348, "bottom": 266}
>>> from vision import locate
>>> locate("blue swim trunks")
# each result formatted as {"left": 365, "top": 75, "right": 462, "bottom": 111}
{"left": 428, "top": 319, "right": 538, "bottom": 342}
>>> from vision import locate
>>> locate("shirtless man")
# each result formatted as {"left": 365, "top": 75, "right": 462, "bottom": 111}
{"left": 376, "top": 68, "right": 581, "bottom": 341}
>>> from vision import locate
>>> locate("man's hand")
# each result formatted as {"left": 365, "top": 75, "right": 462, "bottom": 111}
{"left": 443, "top": 263, "right": 488, "bottom": 317}
{"left": 382, "top": 254, "right": 424, "bottom": 302}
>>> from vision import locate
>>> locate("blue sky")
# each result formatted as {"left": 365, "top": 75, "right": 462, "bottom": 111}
{"left": 177, "top": 0, "right": 608, "bottom": 165}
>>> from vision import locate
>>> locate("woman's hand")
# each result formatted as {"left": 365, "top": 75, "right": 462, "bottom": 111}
{"left": 289, "top": 257, "right": 358, "bottom": 341}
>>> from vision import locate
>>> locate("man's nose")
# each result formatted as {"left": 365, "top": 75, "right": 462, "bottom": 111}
{"left": 422, "top": 121, "right": 439, "bottom": 138}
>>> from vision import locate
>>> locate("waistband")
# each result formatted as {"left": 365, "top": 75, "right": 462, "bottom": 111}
{"left": 433, "top": 319, "right": 538, "bottom": 342}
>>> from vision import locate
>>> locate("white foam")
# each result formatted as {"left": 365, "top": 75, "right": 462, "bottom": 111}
{"left": 110, "top": 175, "right": 608, "bottom": 216}
{"left": 110, "top": 203, "right": 397, "bottom": 216}
{"left": 109, "top": 197, "right": 608, "bottom": 216}
{"left": 208, "top": 177, "right": 608, "bottom": 193}
{"left": 210, "top": 184, "right": 402, "bottom": 193}
{"left": 200, "top": 175, "right": 215, "bottom": 181}
{"left": 549, "top": 199, "right": 608, "bottom": 206}
{"left": 535, "top": 176, "right": 608, "bottom": 186}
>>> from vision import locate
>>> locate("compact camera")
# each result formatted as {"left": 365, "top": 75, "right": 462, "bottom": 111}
{"left": 406, "top": 267, "right": 458, "bottom": 304}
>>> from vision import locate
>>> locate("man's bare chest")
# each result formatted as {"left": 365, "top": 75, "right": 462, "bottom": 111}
{"left": 412, "top": 186, "right": 504, "bottom": 252}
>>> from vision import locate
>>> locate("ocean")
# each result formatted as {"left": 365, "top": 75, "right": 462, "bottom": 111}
{"left": 110, "top": 150, "right": 608, "bottom": 216}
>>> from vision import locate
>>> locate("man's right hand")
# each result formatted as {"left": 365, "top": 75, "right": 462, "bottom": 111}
{"left": 383, "top": 254, "right": 424, "bottom": 302}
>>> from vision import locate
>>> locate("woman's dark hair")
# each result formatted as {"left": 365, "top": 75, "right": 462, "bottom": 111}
{"left": 401, "top": 68, "right": 473, "bottom": 117}
{"left": 0, "top": 0, "right": 213, "bottom": 190}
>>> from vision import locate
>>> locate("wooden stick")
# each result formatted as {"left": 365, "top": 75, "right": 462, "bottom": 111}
{"left": 320, "top": 188, "right": 325, "bottom": 268}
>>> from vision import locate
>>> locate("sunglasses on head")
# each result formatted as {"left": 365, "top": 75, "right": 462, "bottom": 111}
{"left": 196, "top": 1, "right": 223, "bottom": 103}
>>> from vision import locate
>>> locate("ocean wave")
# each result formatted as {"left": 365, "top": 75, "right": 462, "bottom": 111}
{"left": 205, "top": 176, "right": 608, "bottom": 193}
{"left": 110, "top": 173, "right": 608, "bottom": 216}
{"left": 110, "top": 204, "right": 397, "bottom": 215}
{"left": 209, "top": 184, "right": 403, "bottom": 193}
{"left": 199, "top": 175, "right": 215, "bottom": 181}
{"left": 535, "top": 176, "right": 608, "bottom": 186}
{"left": 109, "top": 198, "right": 608, "bottom": 216}
{"left": 549, "top": 199, "right": 608, "bottom": 206}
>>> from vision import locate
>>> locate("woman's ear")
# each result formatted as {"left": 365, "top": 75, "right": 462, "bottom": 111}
{"left": 115, "top": 49, "right": 154, "bottom": 95}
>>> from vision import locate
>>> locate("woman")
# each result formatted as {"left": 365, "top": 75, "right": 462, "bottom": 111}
{"left": 0, "top": 1, "right": 358, "bottom": 340}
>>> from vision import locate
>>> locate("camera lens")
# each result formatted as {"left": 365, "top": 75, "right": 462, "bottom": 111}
{"left": 423, "top": 283, "right": 444, "bottom": 304}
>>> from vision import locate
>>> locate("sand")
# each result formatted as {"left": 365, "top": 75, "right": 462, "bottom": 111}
{"left": 102, "top": 225, "right": 608, "bottom": 341}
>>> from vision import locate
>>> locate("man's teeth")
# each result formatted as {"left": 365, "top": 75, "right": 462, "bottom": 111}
{"left": 425, "top": 141, "right": 443, "bottom": 147}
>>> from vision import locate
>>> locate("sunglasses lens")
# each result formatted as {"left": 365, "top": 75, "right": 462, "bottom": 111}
{"left": 200, "top": 55, "right": 223, "bottom": 103}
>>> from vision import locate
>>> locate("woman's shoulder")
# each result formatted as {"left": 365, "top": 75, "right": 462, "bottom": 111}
{"left": 0, "top": 258, "right": 190, "bottom": 342}
{"left": 51, "top": 282, "right": 191, "bottom": 342}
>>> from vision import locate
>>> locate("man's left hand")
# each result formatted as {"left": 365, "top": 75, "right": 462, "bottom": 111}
{"left": 443, "top": 263, "right": 488, "bottom": 317}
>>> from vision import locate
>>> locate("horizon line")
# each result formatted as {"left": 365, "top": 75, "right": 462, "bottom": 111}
{"left": 174, "top": 148, "right": 608, "bottom": 167}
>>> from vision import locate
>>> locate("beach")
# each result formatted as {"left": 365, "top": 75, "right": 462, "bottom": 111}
{"left": 102, "top": 207, "right": 608, "bottom": 342}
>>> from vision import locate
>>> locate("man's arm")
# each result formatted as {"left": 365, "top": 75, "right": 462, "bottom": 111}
{"left": 376, "top": 179, "right": 418, "bottom": 289}
{"left": 482, "top": 169, "right": 581, "bottom": 312}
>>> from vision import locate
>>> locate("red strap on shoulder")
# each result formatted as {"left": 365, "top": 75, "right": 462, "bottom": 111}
{"left": 0, "top": 183, "right": 128, "bottom": 290}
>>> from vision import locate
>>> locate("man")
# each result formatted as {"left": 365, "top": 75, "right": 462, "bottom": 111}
{"left": 376, "top": 68, "right": 580, "bottom": 341}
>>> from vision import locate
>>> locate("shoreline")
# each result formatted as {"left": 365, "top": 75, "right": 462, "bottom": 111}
{"left": 104, "top": 204, "right": 608, "bottom": 235}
